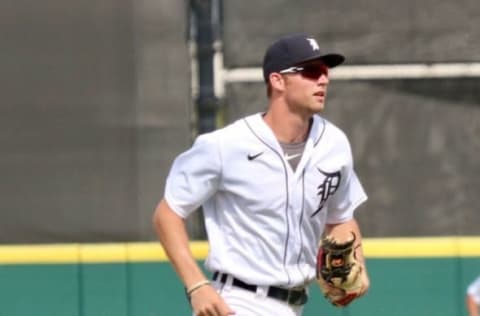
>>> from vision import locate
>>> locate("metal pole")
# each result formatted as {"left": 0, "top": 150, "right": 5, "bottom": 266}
{"left": 186, "top": 0, "right": 223, "bottom": 240}
{"left": 189, "top": 0, "right": 222, "bottom": 134}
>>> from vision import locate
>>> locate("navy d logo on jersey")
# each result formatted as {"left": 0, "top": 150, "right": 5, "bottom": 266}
{"left": 311, "top": 168, "right": 341, "bottom": 217}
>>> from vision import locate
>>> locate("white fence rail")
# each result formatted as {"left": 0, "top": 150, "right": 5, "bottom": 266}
{"left": 222, "top": 63, "right": 480, "bottom": 83}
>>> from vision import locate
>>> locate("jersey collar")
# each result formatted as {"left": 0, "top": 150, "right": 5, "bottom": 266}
{"left": 244, "top": 113, "right": 325, "bottom": 147}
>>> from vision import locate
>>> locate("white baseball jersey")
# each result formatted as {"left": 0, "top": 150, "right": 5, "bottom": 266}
{"left": 468, "top": 276, "right": 480, "bottom": 303}
{"left": 165, "top": 113, "right": 367, "bottom": 288}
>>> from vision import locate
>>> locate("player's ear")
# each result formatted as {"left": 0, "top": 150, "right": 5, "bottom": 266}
{"left": 269, "top": 72, "right": 286, "bottom": 93}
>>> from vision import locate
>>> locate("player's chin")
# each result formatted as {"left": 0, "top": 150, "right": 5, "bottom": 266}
{"left": 311, "top": 102, "right": 325, "bottom": 112}
{"left": 313, "top": 95, "right": 326, "bottom": 106}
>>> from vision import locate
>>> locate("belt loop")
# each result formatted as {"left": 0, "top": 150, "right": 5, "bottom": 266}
{"left": 224, "top": 274, "right": 234, "bottom": 291}
{"left": 286, "top": 290, "right": 292, "bottom": 304}
{"left": 212, "top": 271, "right": 222, "bottom": 290}
{"left": 255, "top": 285, "right": 268, "bottom": 299}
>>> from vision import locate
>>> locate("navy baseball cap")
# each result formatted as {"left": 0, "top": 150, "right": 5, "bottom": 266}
{"left": 262, "top": 34, "right": 345, "bottom": 82}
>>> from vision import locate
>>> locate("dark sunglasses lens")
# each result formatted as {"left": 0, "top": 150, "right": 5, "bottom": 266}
{"left": 301, "top": 65, "right": 328, "bottom": 79}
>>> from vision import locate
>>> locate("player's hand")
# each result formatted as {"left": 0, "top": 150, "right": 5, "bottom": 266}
{"left": 190, "top": 285, "right": 236, "bottom": 316}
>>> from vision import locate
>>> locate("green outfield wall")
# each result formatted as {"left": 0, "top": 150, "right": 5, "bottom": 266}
{"left": 0, "top": 237, "right": 479, "bottom": 316}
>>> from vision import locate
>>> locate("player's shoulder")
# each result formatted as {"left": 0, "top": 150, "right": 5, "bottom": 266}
{"left": 314, "top": 115, "right": 350, "bottom": 145}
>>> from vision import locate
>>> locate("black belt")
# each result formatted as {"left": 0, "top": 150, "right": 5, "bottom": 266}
{"left": 213, "top": 272, "right": 308, "bottom": 306}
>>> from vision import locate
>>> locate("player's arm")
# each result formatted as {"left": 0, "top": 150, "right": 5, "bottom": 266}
{"left": 325, "top": 218, "right": 370, "bottom": 295}
{"left": 153, "top": 199, "right": 235, "bottom": 316}
{"left": 153, "top": 199, "right": 206, "bottom": 290}
{"left": 466, "top": 293, "right": 479, "bottom": 316}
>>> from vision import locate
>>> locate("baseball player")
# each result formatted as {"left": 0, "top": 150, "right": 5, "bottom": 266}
{"left": 153, "top": 33, "right": 369, "bottom": 316}
{"left": 467, "top": 276, "right": 480, "bottom": 316}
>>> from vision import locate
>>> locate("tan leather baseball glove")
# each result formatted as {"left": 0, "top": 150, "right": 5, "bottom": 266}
{"left": 316, "top": 232, "right": 367, "bottom": 307}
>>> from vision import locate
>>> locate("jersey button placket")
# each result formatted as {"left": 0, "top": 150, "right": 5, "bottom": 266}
{"left": 287, "top": 179, "right": 304, "bottom": 283}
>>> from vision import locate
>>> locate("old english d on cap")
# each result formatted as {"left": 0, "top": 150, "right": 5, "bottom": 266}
{"left": 262, "top": 34, "right": 345, "bottom": 82}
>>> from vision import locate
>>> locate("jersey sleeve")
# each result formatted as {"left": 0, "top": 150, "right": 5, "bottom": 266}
{"left": 467, "top": 276, "right": 480, "bottom": 303}
{"left": 164, "top": 133, "right": 222, "bottom": 218}
{"left": 326, "top": 137, "right": 367, "bottom": 224}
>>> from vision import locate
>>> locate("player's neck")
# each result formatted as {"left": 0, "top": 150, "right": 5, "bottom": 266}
{"left": 263, "top": 106, "right": 312, "bottom": 144}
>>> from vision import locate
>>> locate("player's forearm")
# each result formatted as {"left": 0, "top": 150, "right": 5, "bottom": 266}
{"left": 466, "top": 295, "right": 479, "bottom": 316}
{"left": 153, "top": 199, "right": 208, "bottom": 288}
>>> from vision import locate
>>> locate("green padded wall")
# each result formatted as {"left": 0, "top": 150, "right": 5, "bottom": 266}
{"left": 0, "top": 239, "right": 479, "bottom": 315}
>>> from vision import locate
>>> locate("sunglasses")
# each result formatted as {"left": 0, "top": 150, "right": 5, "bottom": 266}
{"left": 279, "top": 64, "right": 329, "bottom": 80}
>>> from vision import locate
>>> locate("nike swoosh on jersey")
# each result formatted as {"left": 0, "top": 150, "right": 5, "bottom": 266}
{"left": 247, "top": 152, "right": 264, "bottom": 161}
{"left": 284, "top": 153, "right": 302, "bottom": 161}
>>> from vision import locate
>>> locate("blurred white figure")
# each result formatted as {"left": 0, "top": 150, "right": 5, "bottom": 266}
{"left": 467, "top": 276, "right": 480, "bottom": 316}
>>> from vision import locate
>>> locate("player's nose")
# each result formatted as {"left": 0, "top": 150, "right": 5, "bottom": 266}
{"left": 318, "top": 74, "right": 329, "bottom": 84}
